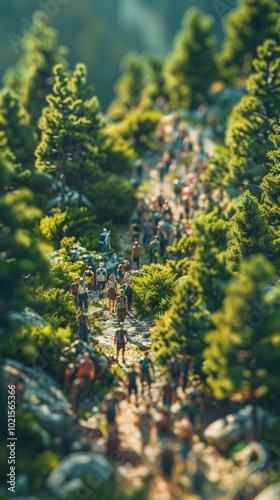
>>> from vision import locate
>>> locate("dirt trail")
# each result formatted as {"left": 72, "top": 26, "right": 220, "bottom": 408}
{"left": 86, "top": 118, "right": 235, "bottom": 499}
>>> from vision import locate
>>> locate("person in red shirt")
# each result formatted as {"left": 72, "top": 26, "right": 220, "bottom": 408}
{"left": 131, "top": 241, "right": 141, "bottom": 269}
{"left": 71, "top": 353, "right": 95, "bottom": 414}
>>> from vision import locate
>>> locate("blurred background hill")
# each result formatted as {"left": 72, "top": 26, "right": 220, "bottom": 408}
{"left": 0, "top": 0, "right": 230, "bottom": 109}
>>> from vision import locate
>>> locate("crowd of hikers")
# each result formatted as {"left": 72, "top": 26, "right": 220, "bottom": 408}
{"left": 64, "top": 113, "right": 217, "bottom": 490}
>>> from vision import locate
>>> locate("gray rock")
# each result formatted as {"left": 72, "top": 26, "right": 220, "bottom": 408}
{"left": 233, "top": 441, "right": 269, "bottom": 472}
{"left": 46, "top": 452, "right": 113, "bottom": 497}
{"left": 253, "top": 483, "right": 280, "bottom": 500}
{"left": 3, "top": 359, "right": 74, "bottom": 439}
{"left": 204, "top": 405, "right": 272, "bottom": 451}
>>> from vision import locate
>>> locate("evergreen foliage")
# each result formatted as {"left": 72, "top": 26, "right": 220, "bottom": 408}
{"left": 203, "top": 255, "right": 280, "bottom": 412}
{"left": 109, "top": 52, "right": 147, "bottom": 120}
{"left": 131, "top": 264, "right": 176, "bottom": 316}
{"left": 225, "top": 191, "right": 275, "bottom": 272}
{"left": 152, "top": 225, "right": 231, "bottom": 371}
{"left": 0, "top": 88, "right": 36, "bottom": 185}
{"left": 165, "top": 7, "right": 217, "bottom": 109}
{"left": 226, "top": 40, "right": 280, "bottom": 192}
{"left": 261, "top": 120, "right": 280, "bottom": 234}
{"left": 4, "top": 11, "right": 68, "bottom": 126}
{"left": 106, "top": 108, "right": 161, "bottom": 155}
{"left": 0, "top": 153, "right": 49, "bottom": 335}
{"left": 218, "top": 0, "right": 280, "bottom": 82}
{"left": 36, "top": 63, "right": 103, "bottom": 210}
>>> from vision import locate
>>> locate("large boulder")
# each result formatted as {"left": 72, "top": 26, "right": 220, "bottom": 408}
{"left": 3, "top": 359, "right": 99, "bottom": 442}
{"left": 60, "top": 340, "right": 108, "bottom": 379}
{"left": 46, "top": 452, "right": 113, "bottom": 498}
{"left": 204, "top": 405, "right": 273, "bottom": 451}
{"left": 3, "top": 359, "right": 74, "bottom": 438}
{"left": 253, "top": 483, "right": 280, "bottom": 500}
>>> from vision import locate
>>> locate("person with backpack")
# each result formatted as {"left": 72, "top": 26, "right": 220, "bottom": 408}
{"left": 116, "top": 289, "right": 129, "bottom": 325}
{"left": 98, "top": 228, "right": 108, "bottom": 253}
{"left": 142, "top": 218, "right": 153, "bottom": 254}
{"left": 122, "top": 278, "right": 133, "bottom": 312}
{"left": 138, "top": 404, "right": 153, "bottom": 451}
{"left": 117, "top": 263, "right": 124, "bottom": 284}
{"left": 64, "top": 358, "right": 79, "bottom": 391}
{"left": 114, "top": 322, "right": 128, "bottom": 363}
{"left": 83, "top": 266, "right": 94, "bottom": 290}
{"left": 129, "top": 219, "right": 142, "bottom": 243}
{"left": 139, "top": 351, "right": 155, "bottom": 396}
{"left": 149, "top": 235, "right": 160, "bottom": 264}
{"left": 77, "top": 310, "right": 91, "bottom": 343}
{"left": 106, "top": 424, "right": 121, "bottom": 460}
{"left": 126, "top": 364, "right": 140, "bottom": 404}
{"left": 95, "top": 262, "right": 107, "bottom": 299}
{"left": 78, "top": 277, "right": 89, "bottom": 311}
{"left": 83, "top": 267, "right": 94, "bottom": 302}
{"left": 71, "top": 352, "right": 95, "bottom": 414}
{"left": 131, "top": 241, "right": 141, "bottom": 269}
{"left": 123, "top": 260, "right": 132, "bottom": 282}
{"left": 169, "top": 356, "right": 182, "bottom": 398}
{"left": 70, "top": 276, "right": 80, "bottom": 308}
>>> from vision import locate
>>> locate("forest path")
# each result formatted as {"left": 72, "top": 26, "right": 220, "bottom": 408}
{"left": 87, "top": 118, "right": 241, "bottom": 499}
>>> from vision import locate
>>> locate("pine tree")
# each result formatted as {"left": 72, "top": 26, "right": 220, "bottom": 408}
{"left": 108, "top": 52, "right": 147, "bottom": 120}
{"left": 226, "top": 40, "right": 280, "bottom": 191}
{"left": 0, "top": 153, "right": 49, "bottom": 334}
{"left": 68, "top": 63, "right": 104, "bottom": 206}
{"left": 218, "top": 0, "right": 280, "bottom": 82}
{"left": 4, "top": 11, "right": 68, "bottom": 126}
{"left": 141, "top": 53, "right": 168, "bottom": 107}
{"left": 152, "top": 277, "right": 211, "bottom": 368}
{"left": 152, "top": 225, "right": 231, "bottom": 373}
{"left": 165, "top": 7, "right": 217, "bottom": 109}
{"left": 261, "top": 120, "right": 280, "bottom": 233}
{"left": 203, "top": 255, "right": 280, "bottom": 420}
{"left": 35, "top": 64, "right": 103, "bottom": 210}
{"left": 226, "top": 191, "right": 275, "bottom": 271}
{"left": 0, "top": 88, "right": 36, "bottom": 186}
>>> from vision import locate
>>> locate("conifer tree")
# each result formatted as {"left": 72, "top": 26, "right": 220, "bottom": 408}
{"left": 108, "top": 52, "right": 147, "bottom": 120}
{"left": 226, "top": 191, "right": 275, "bottom": 271}
{"left": 0, "top": 88, "right": 36, "bottom": 186}
{"left": 141, "top": 53, "right": 168, "bottom": 107}
{"left": 35, "top": 64, "right": 102, "bottom": 210}
{"left": 261, "top": 120, "right": 280, "bottom": 233}
{"left": 152, "top": 225, "right": 231, "bottom": 372}
{"left": 226, "top": 40, "right": 280, "bottom": 191}
{"left": 218, "top": 0, "right": 280, "bottom": 82}
{"left": 203, "top": 255, "right": 280, "bottom": 419}
{"left": 0, "top": 153, "right": 49, "bottom": 334}
{"left": 4, "top": 11, "right": 68, "bottom": 126}
{"left": 165, "top": 7, "right": 217, "bottom": 109}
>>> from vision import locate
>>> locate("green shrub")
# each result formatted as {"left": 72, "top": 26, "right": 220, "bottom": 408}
{"left": 131, "top": 264, "right": 176, "bottom": 316}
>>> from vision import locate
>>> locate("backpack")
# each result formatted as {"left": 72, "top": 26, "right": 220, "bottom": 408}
{"left": 132, "top": 244, "right": 140, "bottom": 258}
{"left": 70, "top": 282, "right": 78, "bottom": 295}
{"left": 132, "top": 223, "right": 141, "bottom": 233}
{"left": 116, "top": 329, "right": 126, "bottom": 343}
{"left": 96, "top": 268, "right": 106, "bottom": 282}
{"left": 117, "top": 295, "right": 127, "bottom": 308}
{"left": 170, "top": 359, "right": 181, "bottom": 376}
